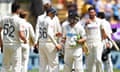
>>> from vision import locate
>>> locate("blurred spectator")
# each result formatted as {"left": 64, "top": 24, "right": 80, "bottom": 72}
{"left": 67, "top": 2, "right": 78, "bottom": 12}
{"left": 30, "top": 0, "right": 43, "bottom": 18}
{"left": 93, "top": 0, "right": 104, "bottom": 13}
{"left": 0, "top": 0, "right": 14, "bottom": 16}
{"left": 80, "top": 2, "right": 92, "bottom": 18}
{"left": 104, "top": 0, "right": 113, "bottom": 21}
{"left": 112, "top": 0, "right": 120, "bottom": 21}
{"left": 85, "top": 0, "right": 95, "bottom": 5}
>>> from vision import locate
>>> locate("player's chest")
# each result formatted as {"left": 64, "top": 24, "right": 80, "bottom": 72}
{"left": 65, "top": 26, "right": 79, "bottom": 38}
{"left": 86, "top": 23, "right": 101, "bottom": 31}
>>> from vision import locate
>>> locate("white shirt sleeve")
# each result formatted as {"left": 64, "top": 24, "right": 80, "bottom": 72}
{"left": 35, "top": 16, "right": 40, "bottom": 44}
{"left": 47, "top": 18, "right": 58, "bottom": 46}
{"left": 53, "top": 16, "right": 62, "bottom": 35}
{"left": 19, "top": 21, "right": 25, "bottom": 31}
{"left": 29, "top": 24, "right": 35, "bottom": 44}
{"left": 62, "top": 25, "right": 66, "bottom": 38}
{"left": 103, "top": 20, "right": 112, "bottom": 38}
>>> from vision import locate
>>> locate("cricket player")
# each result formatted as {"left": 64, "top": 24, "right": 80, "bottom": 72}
{"left": 35, "top": 0, "right": 51, "bottom": 47}
{"left": 0, "top": 3, "right": 27, "bottom": 72}
{"left": 62, "top": 11, "right": 86, "bottom": 72}
{"left": 42, "top": 0, "right": 62, "bottom": 40}
{"left": 35, "top": 7, "right": 62, "bottom": 72}
{"left": 20, "top": 11, "right": 35, "bottom": 72}
{"left": 84, "top": 7, "right": 107, "bottom": 72}
{"left": 97, "top": 12, "right": 113, "bottom": 72}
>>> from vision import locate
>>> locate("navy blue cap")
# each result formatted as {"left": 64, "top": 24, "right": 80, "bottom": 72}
{"left": 46, "top": 7, "right": 57, "bottom": 15}
{"left": 68, "top": 10, "right": 79, "bottom": 21}
{"left": 68, "top": 10, "right": 79, "bottom": 18}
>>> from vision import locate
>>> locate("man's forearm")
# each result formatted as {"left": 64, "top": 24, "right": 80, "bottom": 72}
{"left": 19, "top": 31, "right": 27, "bottom": 43}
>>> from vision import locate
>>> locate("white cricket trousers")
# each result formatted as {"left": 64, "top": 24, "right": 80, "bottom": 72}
{"left": 63, "top": 47, "right": 84, "bottom": 72}
{"left": 103, "top": 54, "right": 113, "bottom": 72}
{"left": 21, "top": 44, "right": 30, "bottom": 72}
{"left": 86, "top": 41, "right": 103, "bottom": 72}
{"left": 39, "top": 42, "right": 59, "bottom": 72}
{"left": 1, "top": 44, "right": 22, "bottom": 72}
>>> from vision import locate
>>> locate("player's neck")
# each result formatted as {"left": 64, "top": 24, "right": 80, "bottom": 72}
{"left": 90, "top": 16, "right": 96, "bottom": 22}
{"left": 69, "top": 23, "right": 75, "bottom": 28}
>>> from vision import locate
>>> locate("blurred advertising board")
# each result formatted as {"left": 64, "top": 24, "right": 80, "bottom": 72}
{"left": 0, "top": 51, "right": 120, "bottom": 70}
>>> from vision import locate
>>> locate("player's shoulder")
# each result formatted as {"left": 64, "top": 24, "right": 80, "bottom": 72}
{"left": 1, "top": 15, "right": 10, "bottom": 21}
{"left": 63, "top": 23, "right": 70, "bottom": 29}
{"left": 37, "top": 14, "right": 46, "bottom": 19}
{"left": 27, "top": 22, "right": 32, "bottom": 27}
{"left": 102, "top": 19, "right": 109, "bottom": 24}
{"left": 11, "top": 15, "right": 23, "bottom": 23}
{"left": 76, "top": 21, "right": 83, "bottom": 27}
{"left": 62, "top": 20, "right": 69, "bottom": 27}
{"left": 22, "top": 19, "right": 32, "bottom": 27}
{"left": 53, "top": 15, "right": 59, "bottom": 20}
{"left": 44, "top": 16, "right": 51, "bottom": 21}
{"left": 0, "top": 16, "right": 11, "bottom": 25}
{"left": 96, "top": 17, "right": 102, "bottom": 22}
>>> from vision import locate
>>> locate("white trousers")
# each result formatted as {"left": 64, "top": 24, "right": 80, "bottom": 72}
{"left": 1, "top": 44, "right": 22, "bottom": 72}
{"left": 63, "top": 47, "right": 84, "bottom": 72}
{"left": 21, "top": 44, "right": 30, "bottom": 72}
{"left": 103, "top": 54, "right": 113, "bottom": 72}
{"left": 39, "top": 42, "right": 59, "bottom": 72}
{"left": 86, "top": 41, "right": 103, "bottom": 72}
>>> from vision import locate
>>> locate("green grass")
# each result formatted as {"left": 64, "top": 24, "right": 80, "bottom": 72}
{"left": 28, "top": 69, "right": 120, "bottom": 72}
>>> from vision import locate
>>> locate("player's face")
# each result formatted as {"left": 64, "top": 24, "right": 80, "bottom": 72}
{"left": 68, "top": 18, "right": 74, "bottom": 24}
{"left": 48, "top": 12, "right": 55, "bottom": 19}
{"left": 88, "top": 9, "right": 96, "bottom": 19}
{"left": 68, "top": 17, "right": 77, "bottom": 26}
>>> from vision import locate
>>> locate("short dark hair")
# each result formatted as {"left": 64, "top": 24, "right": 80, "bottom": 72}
{"left": 88, "top": 7, "right": 95, "bottom": 12}
{"left": 97, "top": 12, "right": 105, "bottom": 19}
{"left": 11, "top": 2, "right": 20, "bottom": 13}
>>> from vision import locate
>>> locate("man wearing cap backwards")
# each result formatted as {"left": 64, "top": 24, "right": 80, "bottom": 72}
{"left": 34, "top": 6, "right": 62, "bottom": 72}
{"left": 62, "top": 10, "right": 86, "bottom": 72}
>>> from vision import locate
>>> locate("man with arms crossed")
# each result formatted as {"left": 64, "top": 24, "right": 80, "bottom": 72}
{"left": 85, "top": 7, "right": 107, "bottom": 72}
{"left": 0, "top": 3, "right": 27, "bottom": 72}
{"left": 20, "top": 10, "right": 35, "bottom": 72}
